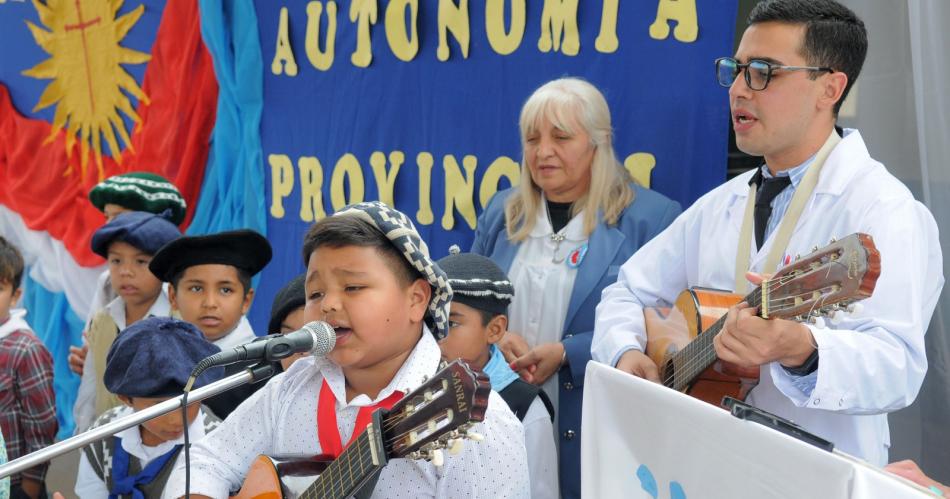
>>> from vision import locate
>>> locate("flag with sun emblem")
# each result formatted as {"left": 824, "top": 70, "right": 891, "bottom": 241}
{"left": 0, "top": 0, "right": 266, "bottom": 436}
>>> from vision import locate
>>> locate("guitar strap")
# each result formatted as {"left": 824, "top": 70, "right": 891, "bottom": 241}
{"left": 734, "top": 130, "right": 841, "bottom": 293}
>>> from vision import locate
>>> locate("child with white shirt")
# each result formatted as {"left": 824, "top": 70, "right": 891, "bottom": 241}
{"left": 147, "top": 229, "right": 273, "bottom": 419}
{"left": 75, "top": 317, "right": 223, "bottom": 498}
{"left": 73, "top": 211, "right": 181, "bottom": 432}
{"left": 162, "top": 201, "right": 529, "bottom": 498}
{"left": 436, "top": 249, "right": 558, "bottom": 499}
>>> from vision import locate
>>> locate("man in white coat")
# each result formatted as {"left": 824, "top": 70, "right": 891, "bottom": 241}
{"left": 592, "top": 0, "right": 943, "bottom": 466}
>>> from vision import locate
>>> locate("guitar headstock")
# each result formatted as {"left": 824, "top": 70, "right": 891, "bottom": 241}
{"left": 763, "top": 233, "right": 880, "bottom": 321}
{"left": 381, "top": 360, "right": 490, "bottom": 463}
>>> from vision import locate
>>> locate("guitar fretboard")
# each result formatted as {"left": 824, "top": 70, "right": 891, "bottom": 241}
{"left": 301, "top": 430, "right": 381, "bottom": 499}
{"left": 665, "top": 287, "right": 763, "bottom": 392}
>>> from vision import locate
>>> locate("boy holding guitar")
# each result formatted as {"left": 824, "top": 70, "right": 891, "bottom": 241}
{"left": 163, "top": 201, "right": 529, "bottom": 498}
{"left": 593, "top": 0, "right": 943, "bottom": 467}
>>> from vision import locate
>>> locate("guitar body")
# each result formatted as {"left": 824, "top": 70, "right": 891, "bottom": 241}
{"left": 645, "top": 288, "right": 760, "bottom": 405}
{"left": 232, "top": 455, "right": 331, "bottom": 499}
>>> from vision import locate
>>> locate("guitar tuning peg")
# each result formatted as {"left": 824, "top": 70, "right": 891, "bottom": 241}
{"left": 812, "top": 316, "right": 827, "bottom": 329}
{"left": 428, "top": 449, "right": 444, "bottom": 467}
{"left": 448, "top": 438, "right": 465, "bottom": 455}
{"left": 466, "top": 430, "right": 485, "bottom": 442}
{"left": 830, "top": 309, "right": 846, "bottom": 325}
{"left": 846, "top": 302, "right": 864, "bottom": 316}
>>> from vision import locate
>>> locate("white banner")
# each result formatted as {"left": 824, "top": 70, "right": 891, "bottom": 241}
{"left": 581, "top": 362, "right": 930, "bottom": 499}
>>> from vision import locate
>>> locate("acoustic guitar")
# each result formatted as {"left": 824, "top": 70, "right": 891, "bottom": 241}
{"left": 644, "top": 233, "right": 880, "bottom": 405}
{"left": 231, "top": 359, "right": 490, "bottom": 499}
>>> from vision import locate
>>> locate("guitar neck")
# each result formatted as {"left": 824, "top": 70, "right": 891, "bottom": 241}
{"left": 300, "top": 413, "right": 388, "bottom": 499}
{"left": 665, "top": 287, "right": 763, "bottom": 392}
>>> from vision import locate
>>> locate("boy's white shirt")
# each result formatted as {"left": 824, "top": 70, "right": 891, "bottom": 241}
{"left": 162, "top": 328, "right": 530, "bottom": 498}
{"left": 72, "top": 288, "right": 172, "bottom": 433}
{"left": 210, "top": 315, "right": 256, "bottom": 350}
{"left": 522, "top": 397, "right": 559, "bottom": 499}
{"left": 0, "top": 309, "right": 32, "bottom": 341}
{"left": 74, "top": 407, "right": 209, "bottom": 499}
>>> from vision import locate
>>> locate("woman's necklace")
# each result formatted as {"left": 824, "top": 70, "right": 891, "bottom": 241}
{"left": 550, "top": 233, "right": 567, "bottom": 263}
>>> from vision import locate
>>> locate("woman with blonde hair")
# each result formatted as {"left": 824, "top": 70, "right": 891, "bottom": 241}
{"left": 472, "top": 77, "right": 681, "bottom": 499}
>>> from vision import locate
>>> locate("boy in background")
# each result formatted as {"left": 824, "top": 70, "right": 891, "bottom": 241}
{"left": 437, "top": 249, "right": 558, "bottom": 499}
{"left": 0, "top": 237, "right": 57, "bottom": 499}
{"left": 163, "top": 201, "right": 528, "bottom": 498}
{"left": 75, "top": 317, "right": 223, "bottom": 498}
{"left": 69, "top": 172, "right": 187, "bottom": 377}
{"left": 73, "top": 211, "right": 181, "bottom": 431}
{"left": 268, "top": 273, "right": 307, "bottom": 371}
{"left": 148, "top": 229, "right": 272, "bottom": 418}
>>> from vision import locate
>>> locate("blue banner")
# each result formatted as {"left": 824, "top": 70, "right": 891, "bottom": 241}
{"left": 250, "top": 0, "right": 737, "bottom": 332}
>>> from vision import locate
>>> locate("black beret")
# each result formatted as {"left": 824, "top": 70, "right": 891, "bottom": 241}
{"left": 148, "top": 229, "right": 273, "bottom": 282}
{"left": 268, "top": 274, "right": 306, "bottom": 334}
{"left": 436, "top": 250, "right": 513, "bottom": 316}
{"left": 91, "top": 210, "right": 181, "bottom": 258}
{"left": 104, "top": 317, "right": 224, "bottom": 398}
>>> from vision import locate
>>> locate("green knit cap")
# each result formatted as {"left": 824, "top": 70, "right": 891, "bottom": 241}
{"left": 88, "top": 172, "right": 187, "bottom": 225}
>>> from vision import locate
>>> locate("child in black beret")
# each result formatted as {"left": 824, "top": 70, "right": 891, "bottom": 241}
{"left": 436, "top": 248, "right": 558, "bottom": 499}
{"left": 148, "top": 229, "right": 272, "bottom": 418}
{"left": 73, "top": 211, "right": 181, "bottom": 432}
{"left": 74, "top": 317, "right": 223, "bottom": 498}
{"left": 268, "top": 274, "right": 307, "bottom": 371}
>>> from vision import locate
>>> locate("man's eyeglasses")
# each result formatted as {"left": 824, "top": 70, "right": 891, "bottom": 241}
{"left": 715, "top": 57, "right": 834, "bottom": 91}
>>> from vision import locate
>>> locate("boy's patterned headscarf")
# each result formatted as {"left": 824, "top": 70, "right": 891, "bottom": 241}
{"left": 332, "top": 201, "right": 453, "bottom": 340}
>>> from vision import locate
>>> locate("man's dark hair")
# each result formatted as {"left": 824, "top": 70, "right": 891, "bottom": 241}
{"left": 749, "top": 0, "right": 868, "bottom": 115}
{"left": 170, "top": 267, "right": 253, "bottom": 297}
{"left": 0, "top": 237, "right": 24, "bottom": 290}
{"left": 302, "top": 216, "right": 422, "bottom": 287}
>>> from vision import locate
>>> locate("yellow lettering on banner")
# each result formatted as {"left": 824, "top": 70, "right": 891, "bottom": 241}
{"left": 649, "top": 0, "right": 698, "bottom": 43}
{"left": 442, "top": 155, "right": 478, "bottom": 230}
{"left": 370, "top": 151, "right": 404, "bottom": 207}
{"left": 269, "top": 154, "right": 295, "bottom": 218}
{"left": 437, "top": 0, "right": 470, "bottom": 61}
{"left": 538, "top": 0, "right": 580, "bottom": 55}
{"left": 595, "top": 0, "right": 620, "bottom": 53}
{"left": 330, "top": 153, "right": 365, "bottom": 211}
{"left": 349, "top": 0, "right": 377, "bottom": 67}
{"left": 298, "top": 156, "right": 327, "bottom": 221}
{"left": 479, "top": 156, "right": 520, "bottom": 208}
{"left": 385, "top": 0, "right": 419, "bottom": 62}
{"left": 272, "top": 7, "right": 299, "bottom": 76}
{"left": 416, "top": 152, "right": 435, "bottom": 225}
{"left": 623, "top": 152, "right": 656, "bottom": 188}
{"left": 305, "top": 1, "right": 337, "bottom": 71}
{"left": 485, "top": 0, "right": 526, "bottom": 55}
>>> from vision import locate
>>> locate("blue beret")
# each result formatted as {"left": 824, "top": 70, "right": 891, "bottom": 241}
{"left": 91, "top": 210, "right": 181, "bottom": 259}
{"left": 104, "top": 317, "right": 224, "bottom": 398}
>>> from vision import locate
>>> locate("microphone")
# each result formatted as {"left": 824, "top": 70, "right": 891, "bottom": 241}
{"left": 197, "top": 321, "right": 337, "bottom": 370}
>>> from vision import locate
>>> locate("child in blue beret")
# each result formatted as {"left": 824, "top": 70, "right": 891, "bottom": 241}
{"left": 73, "top": 211, "right": 181, "bottom": 432}
{"left": 69, "top": 172, "right": 187, "bottom": 380}
{"left": 74, "top": 317, "right": 224, "bottom": 498}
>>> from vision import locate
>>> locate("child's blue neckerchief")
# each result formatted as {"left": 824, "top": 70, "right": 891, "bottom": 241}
{"left": 483, "top": 344, "right": 520, "bottom": 392}
{"left": 109, "top": 437, "right": 182, "bottom": 499}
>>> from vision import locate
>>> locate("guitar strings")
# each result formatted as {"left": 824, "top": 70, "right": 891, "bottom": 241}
{"left": 659, "top": 263, "right": 854, "bottom": 387}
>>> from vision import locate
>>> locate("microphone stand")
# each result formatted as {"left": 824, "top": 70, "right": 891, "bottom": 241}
{"left": 0, "top": 362, "right": 276, "bottom": 479}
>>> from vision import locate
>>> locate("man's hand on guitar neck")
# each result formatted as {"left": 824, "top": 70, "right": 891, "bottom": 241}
{"left": 614, "top": 349, "right": 660, "bottom": 382}
{"left": 714, "top": 272, "right": 817, "bottom": 369}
